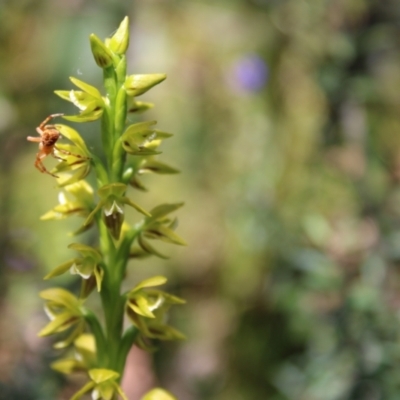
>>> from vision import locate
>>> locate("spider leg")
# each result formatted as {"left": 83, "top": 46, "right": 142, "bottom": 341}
{"left": 54, "top": 145, "right": 90, "bottom": 160}
{"left": 27, "top": 136, "right": 42, "bottom": 143}
{"left": 39, "top": 113, "right": 64, "bottom": 130}
{"left": 35, "top": 151, "right": 59, "bottom": 178}
{"left": 51, "top": 153, "right": 66, "bottom": 162}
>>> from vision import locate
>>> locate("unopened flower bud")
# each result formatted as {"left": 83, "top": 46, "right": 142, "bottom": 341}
{"left": 89, "top": 34, "right": 113, "bottom": 68}
{"left": 108, "top": 16, "right": 130, "bottom": 55}
{"left": 124, "top": 74, "right": 166, "bottom": 97}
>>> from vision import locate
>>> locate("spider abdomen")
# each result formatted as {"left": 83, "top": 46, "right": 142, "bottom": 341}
{"left": 42, "top": 131, "right": 60, "bottom": 147}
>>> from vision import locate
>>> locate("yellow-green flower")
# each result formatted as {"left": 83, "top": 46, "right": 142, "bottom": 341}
{"left": 126, "top": 276, "right": 185, "bottom": 342}
{"left": 55, "top": 77, "right": 105, "bottom": 122}
{"left": 39, "top": 288, "right": 85, "bottom": 348}
{"left": 137, "top": 203, "right": 186, "bottom": 259}
{"left": 71, "top": 369, "right": 128, "bottom": 400}
{"left": 51, "top": 333, "right": 97, "bottom": 375}
{"left": 44, "top": 243, "right": 104, "bottom": 294}
{"left": 121, "top": 120, "right": 173, "bottom": 156}
{"left": 41, "top": 180, "right": 95, "bottom": 235}
{"left": 84, "top": 183, "right": 150, "bottom": 240}
{"left": 48, "top": 124, "right": 92, "bottom": 186}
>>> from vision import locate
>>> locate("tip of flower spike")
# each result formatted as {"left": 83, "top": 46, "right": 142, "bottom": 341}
{"left": 108, "top": 16, "right": 130, "bottom": 55}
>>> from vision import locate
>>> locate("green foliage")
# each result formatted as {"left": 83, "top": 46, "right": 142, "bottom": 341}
{"left": 37, "top": 17, "right": 183, "bottom": 400}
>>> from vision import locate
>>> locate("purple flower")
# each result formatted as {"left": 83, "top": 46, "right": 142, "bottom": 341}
{"left": 230, "top": 54, "right": 269, "bottom": 93}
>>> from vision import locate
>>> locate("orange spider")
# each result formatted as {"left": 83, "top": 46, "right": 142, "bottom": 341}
{"left": 27, "top": 113, "right": 84, "bottom": 178}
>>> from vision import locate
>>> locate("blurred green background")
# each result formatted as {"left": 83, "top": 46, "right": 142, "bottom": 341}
{"left": 2, "top": 0, "right": 400, "bottom": 399}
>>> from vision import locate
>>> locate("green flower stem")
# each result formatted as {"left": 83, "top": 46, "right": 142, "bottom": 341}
{"left": 97, "top": 215, "right": 116, "bottom": 265}
{"left": 101, "top": 109, "right": 114, "bottom": 171}
{"left": 115, "top": 87, "right": 127, "bottom": 135}
{"left": 112, "top": 69, "right": 128, "bottom": 181}
{"left": 115, "top": 56, "right": 127, "bottom": 87}
{"left": 118, "top": 224, "right": 143, "bottom": 276}
{"left": 115, "top": 86, "right": 127, "bottom": 125}
{"left": 94, "top": 51, "right": 128, "bottom": 373}
{"left": 98, "top": 225, "right": 138, "bottom": 374}
{"left": 103, "top": 67, "right": 118, "bottom": 108}
{"left": 103, "top": 67, "right": 117, "bottom": 143}
{"left": 116, "top": 325, "right": 139, "bottom": 379}
{"left": 95, "top": 202, "right": 132, "bottom": 374}
{"left": 102, "top": 56, "right": 127, "bottom": 182}
{"left": 92, "top": 154, "right": 109, "bottom": 186}
{"left": 82, "top": 308, "right": 107, "bottom": 365}
{"left": 100, "top": 278, "right": 125, "bottom": 371}
{"left": 111, "top": 138, "right": 125, "bottom": 185}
